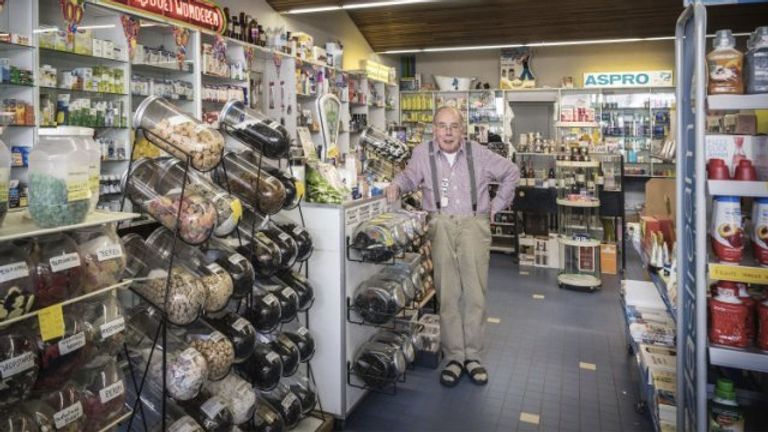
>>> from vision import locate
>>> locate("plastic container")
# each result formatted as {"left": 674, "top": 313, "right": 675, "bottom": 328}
{"left": 204, "top": 311, "right": 257, "bottom": 363}
{"left": 708, "top": 378, "right": 745, "bottom": 431}
{"left": 0, "top": 326, "right": 39, "bottom": 409}
{"left": 276, "top": 271, "right": 315, "bottom": 312}
{"left": 259, "top": 331, "right": 300, "bottom": 378}
{"left": 242, "top": 209, "right": 298, "bottom": 270}
{"left": 124, "top": 157, "right": 217, "bottom": 245}
{"left": 177, "top": 389, "right": 234, "bottom": 432}
{"left": 213, "top": 152, "right": 286, "bottom": 215}
{"left": 746, "top": 26, "right": 768, "bottom": 94}
{"left": 134, "top": 96, "right": 225, "bottom": 171}
{"left": 707, "top": 29, "right": 744, "bottom": 95}
{"left": 709, "top": 294, "right": 749, "bottom": 348}
{"left": 352, "top": 341, "right": 407, "bottom": 389}
{"left": 29, "top": 128, "right": 91, "bottom": 227}
{"left": 44, "top": 127, "right": 100, "bottom": 212}
{"left": 242, "top": 287, "right": 282, "bottom": 333}
{"left": 202, "top": 237, "right": 255, "bottom": 299}
{"left": 157, "top": 157, "right": 242, "bottom": 237}
{"left": 256, "top": 278, "right": 298, "bottom": 324}
{"left": 122, "top": 233, "right": 207, "bottom": 326}
{"left": 146, "top": 227, "right": 234, "bottom": 313}
{"left": 81, "top": 291, "right": 126, "bottom": 361}
{"left": 282, "top": 323, "right": 315, "bottom": 363}
{"left": 370, "top": 329, "right": 416, "bottom": 364}
{"left": 236, "top": 225, "right": 283, "bottom": 278}
{"left": 376, "top": 267, "right": 418, "bottom": 304}
{"left": 173, "top": 320, "right": 235, "bottom": 381}
{"left": 248, "top": 398, "right": 285, "bottom": 432}
{"left": 76, "top": 359, "right": 127, "bottom": 432}
{"left": 27, "top": 233, "right": 84, "bottom": 309}
{"left": 350, "top": 219, "right": 401, "bottom": 262}
{"left": 34, "top": 310, "right": 96, "bottom": 392}
{"left": 0, "top": 242, "right": 35, "bottom": 322}
{"left": 352, "top": 276, "right": 407, "bottom": 325}
{"left": 0, "top": 138, "right": 10, "bottom": 226}
{"left": 220, "top": 99, "right": 291, "bottom": 159}
{"left": 71, "top": 224, "right": 126, "bottom": 293}
{"left": 238, "top": 150, "right": 302, "bottom": 210}
{"left": 236, "top": 340, "right": 283, "bottom": 391}
{"left": 204, "top": 372, "right": 257, "bottom": 425}
{"left": 259, "top": 383, "right": 302, "bottom": 429}
{"left": 271, "top": 216, "right": 313, "bottom": 262}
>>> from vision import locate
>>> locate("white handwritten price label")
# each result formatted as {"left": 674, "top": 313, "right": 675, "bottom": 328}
{"left": 0, "top": 261, "right": 29, "bottom": 283}
{"left": 201, "top": 396, "right": 227, "bottom": 419}
{"left": 232, "top": 318, "right": 250, "bottom": 332}
{"left": 281, "top": 287, "right": 295, "bottom": 298}
{"left": 49, "top": 253, "right": 81, "bottom": 273}
{"left": 53, "top": 401, "right": 83, "bottom": 429}
{"left": 266, "top": 352, "right": 280, "bottom": 363}
{"left": 292, "top": 226, "right": 304, "bottom": 235}
{"left": 58, "top": 332, "right": 86, "bottom": 355}
{"left": 168, "top": 416, "right": 198, "bottom": 432}
{"left": 0, "top": 351, "right": 35, "bottom": 378}
{"left": 99, "top": 380, "right": 125, "bottom": 404}
{"left": 100, "top": 316, "right": 126, "bottom": 339}
{"left": 282, "top": 393, "right": 298, "bottom": 411}
{"left": 264, "top": 294, "right": 279, "bottom": 306}
{"left": 297, "top": 327, "right": 309, "bottom": 337}
{"left": 279, "top": 233, "right": 291, "bottom": 242}
{"left": 96, "top": 243, "right": 123, "bottom": 262}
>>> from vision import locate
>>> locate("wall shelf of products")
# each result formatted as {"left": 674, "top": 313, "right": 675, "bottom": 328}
{"left": 0, "top": 209, "right": 138, "bottom": 242}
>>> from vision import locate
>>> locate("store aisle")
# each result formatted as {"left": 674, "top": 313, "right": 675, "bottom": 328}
{"left": 343, "top": 253, "right": 653, "bottom": 432}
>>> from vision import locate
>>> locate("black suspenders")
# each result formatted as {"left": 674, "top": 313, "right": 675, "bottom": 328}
{"left": 428, "top": 141, "right": 478, "bottom": 215}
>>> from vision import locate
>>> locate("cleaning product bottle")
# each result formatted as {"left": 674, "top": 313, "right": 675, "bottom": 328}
{"left": 745, "top": 26, "right": 768, "bottom": 94}
{"left": 708, "top": 378, "right": 745, "bottom": 432}
{"left": 707, "top": 30, "right": 744, "bottom": 95}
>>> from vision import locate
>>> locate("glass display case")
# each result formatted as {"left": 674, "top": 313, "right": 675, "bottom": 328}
{"left": 468, "top": 90, "right": 504, "bottom": 144}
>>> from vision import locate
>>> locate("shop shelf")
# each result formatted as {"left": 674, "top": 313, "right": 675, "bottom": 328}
{"left": 0, "top": 209, "right": 139, "bottom": 242}
{"left": 555, "top": 160, "right": 601, "bottom": 168}
{"left": 132, "top": 94, "right": 193, "bottom": 103}
{"left": 0, "top": 82, "right": 34, "bottom": 88}
{"left": 492, "top": 233, "right": 515, "bottom": 238}
{"left": 556, "top": 198, "right": 600, "bottom": 208}
{"left": 708, "top": 94, "right": 768, "bottom": 111}
{"left": 709, "top": 345, "right": 768, "bottom": 373}
{"left": 633, "top": 241, "right": 676, "bottom": 323}
{"left": 201, "top": 73, "right": 248, "bottom": 85}
{"left": 490, "top": 245, "right": 516, "bottom": 253}
{"left": 297, "top": 93, "right": 317, "bottom": 98}
{"left": 555, "top": 121, "right": 599, "bottom": 128}
{"left": 559, "top": 237, "right": 601, "bottom": 247}
{"left": 39, "top": 47, "right": 128, "bottom": 64}
{"left": 131, "top": 62, "right": 193, "bottom": 74}
{"left": 491, "top": 222, "right": 515, "bottom": 226}
{"left": 39, "top": 86, "right": 128, "bottom": 96}
{"left": 708, "top": 180, "right": 768, "bottom": 198}
{"left": 0, "top": 40, "right": 34, "bottom": 50}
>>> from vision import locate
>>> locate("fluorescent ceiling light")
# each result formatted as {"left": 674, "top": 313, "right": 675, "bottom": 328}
{"left": 285, "top": 0, "right": 429, "bottom": 14}
{"left": 78, "top": 24, "right": 116, "bottom": 30}
{"left": 423, "top": 44, "right": 523, "bottom": 52}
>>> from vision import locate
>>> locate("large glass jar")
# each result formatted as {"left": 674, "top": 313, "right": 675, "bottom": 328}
{"left": 204, "top": 372, "right": 257, "bottom": 425}
{"left": 123, "top": 157, "right": 217, "bottom": 245}
{"left": 76, "top": 359, "right": 127, "bottom": 432}
{"left": 370, "top": 329, "right": 416, "bottom": 364}
{"left": 276, "top": 271, "right": 315, "bottom": 312}
{"left": 213, "top": 152, "right": 286, "bottom": 215}
{"left": 281, "top": 321, "right": 315, "bottom": 363}
{"left": 81, "top": 291, "right": 125, "bottom": 361}
{"left": 270, "top": 215, "right": 313, "bottom": 262}
{"left": 249, "top": 397, "right": 285, "bottom": 432}
{"left": 242, "top": 286, "right": 282, "bottom": 333}
{"left": 259, "top": 383, "right": 302, "bottom": 429}
{"left": 25, "top": 383, "right": 87, "bottom": 432}
{"left": 204, "top": 311, "right": 257, "bottom": 364}
{"left": 146, "top": 227, "right": 233, "bottom": 313}
{"left": 258, "top": 331, "right": 300, "bottom": 378}
{"left": 352, "top": 276, "right": 407, "bottom": 325}
{"left": 157, "top": 157, "right": 242, "bottom": 237}
{"left": 0, "top": 411, "right": 37, "bottom": 432}
{"left": 27, "top": 233, "right": 84, "bottom": 309}
{"left": 0, "top": 242, "right": 36, "bottom": 322}
{"left": 134, "top": 96, "right": 225, "bottom": 172}
{"left": 236, "top": 226, "right": 283, "bottom": 278}
{"left": 376, "top": 267, "right": 417, "bottom": 304}
{"left": 350, "top": 220, "right": 399, "bottom": 263}
{"left": 220, "top": 100, "right": 290, "bottom": 159}
{"left": 256, "top": 278, "right": 298, "bottom": 324}
{"left": 242, "top": 209, "right": 298, "bottom": 270}
{"left": 34, "top": 310, "right": 95, "bottom": 392}
{"left": 202, "top": 237, "right": 255, "bottom": 299}
{"left": 0, "top": 325, "right": 39, "bottom": 409}
{"left": 173, "top": 320, "right": 235, "bottom": 381}
{"left": 177, "top": 389, "right": 234, "bottom": 432}
{"left": 0, "top": 138, "right": 10, "bottom": 226}
{"left": 285, "top": 375, "right": 318, "bottom": 415}
{"left": 71, "top": 224, "right": 126, "bottom": 293}
{"left": 237, "top": 150, "right": 301, "bottom": 210}
{"left": 29, "top": 128, "right": 91, "bottom": 227}
{"left": 236, "top": 341, "right": 283, "bottom": 392}
{"left": 121, "top": 234, "right": 207, "bottom": 326}
{"left": 353, "top": 341, "right": 407, "bottom": 389}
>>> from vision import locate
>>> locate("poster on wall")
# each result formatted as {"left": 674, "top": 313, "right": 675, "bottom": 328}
{"left": 583, "top": 70, "right": 673, "bottom": 88}
{"left": 97, "top": 0, "right": 226, "bottom": 34}
{"left": 500, "top": 48, "right": 536, "bottom": 90}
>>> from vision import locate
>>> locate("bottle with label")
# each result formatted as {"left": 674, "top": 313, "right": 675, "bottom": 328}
{"left": 707, "top": 29, "right": 744, "bottom": 95}
{"left": 708, "top": 379, "right": 745, "bottom": 432}
{"left": 745, "top": 26, "right": 768, "bottom": 94}
{"left": 547, "top": 168, "right": 556, "bottom": 189}
{"left": 222, "top": 8, "right": 232, "bottom": 38}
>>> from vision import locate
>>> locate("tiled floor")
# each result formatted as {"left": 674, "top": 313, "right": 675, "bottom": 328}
{"left": 343, "top": 252, "right": 653, "bottom": 432}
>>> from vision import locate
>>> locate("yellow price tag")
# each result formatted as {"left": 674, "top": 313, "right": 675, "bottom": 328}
{"left": 295, "top": 180, "right": 305, "bottom": 199}
{"left": 0, "top": 181, "right": 8, "bottom": 203}
{"left": 230, "top": 199, "right": 243, "bottom": 222}
{"left": 38, "top": 304, "right": 65, "bottom": 341}
{"left": 327, "top": 146, "right": 339, "bottom": 159}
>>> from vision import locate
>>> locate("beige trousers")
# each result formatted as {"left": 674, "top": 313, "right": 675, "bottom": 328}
{"left": 429, "top": 213, "right": 492, "bottom": 364}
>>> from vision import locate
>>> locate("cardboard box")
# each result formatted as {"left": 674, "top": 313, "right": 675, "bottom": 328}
{"left": 600, "top": 243, "right": 618, "bottom": 274}
{"left": 705, "top": 134, "right": 768, "bottom": 179}
{"left": 643, "top": 179, "right": 676, "bottom": 223}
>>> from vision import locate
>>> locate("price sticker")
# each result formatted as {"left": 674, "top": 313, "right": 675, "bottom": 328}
{"left": 209, "top": 331, "right": 225, "bottom": 343}
{"left": 67, "top": 171, "right": 90, "bottom": 202}
{"left": 38, "top": 304, "right": 65, "bottom": 341}
{"left": 201, "top": 397, "right": 227, "bottom": 419}
{"left": 99, "top": 380, "right": 125, "bottom": 403}
{"left": 228, "top": 254, "right": 247, "bottom": 266}
{"left": 230, "top": 199, "right": 243, "bottom": 221}
{"left": 168, "top": 416, "right": 198, "bottom": 432}
{"left": 281, "top": 287, "right": 295, "bottom": 298}
{"left": 292, "top": 226, "right": 304, "bottom": 235}
{"left": 0, "top": 351, "right": 35, "bottom": 379}
{"left": 0, "top": 261, "right": 29, "bottom": 283}
{"left": 100, "top": 316, "right": 126, "bottom": 339}
{"left": 232, "top": 318, "right": 250, "bottom": 332}
{"left": 298, "top": 327, "right": 309, "bottom": 336}
{"left": 59, "top": 332, "right": 86, "bottom": 355}
{"left": 96, "top": 244, "right": 123, "bottom": 262}
{"left": 49, "top": 253, "right": 81, "bottom": 273}
{"left": 264, "top": 294, "right": 279, "bottom": 306}
{"left": 53, "top": 401, "right": 83, "bottom": 429}
{"left": 206, "top": 263, "right": 225, "bottom": 274}
{"left": 279, "top": 233, "right": 291, "bottom": 242}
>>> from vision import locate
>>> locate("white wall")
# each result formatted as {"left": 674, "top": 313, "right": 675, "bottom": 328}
{"left": 405, "top": 40, "right": 675, "bottom": 88}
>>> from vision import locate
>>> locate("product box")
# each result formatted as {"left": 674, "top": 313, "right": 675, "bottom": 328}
{"left": 325, "top": 42, "right": 343, "bottom": 68}
{"left": 600, "top": 243, "right": 618, "bottom": 275}
{"left": 723, "top": 113, "right": 757, "bottom": 135}
{"left": 92, "top": 39, "right": 103, "bottom": 58}
{"left": 311, "top": 46, "right": 327, "bottom": 64}
{"left": 74, "top": 29, "right": 93, "bottom": 56}
{"left": 55, "top": 31, "right": 69, "bottom": 52}
{"left": 103, "top": 40, "right": 116, "bottom": 59}
{"left": 38, "top": 29, "right": 56, "bottom": 49}
{"left": 705, "top": 134, "right": 768, "bottom": 179}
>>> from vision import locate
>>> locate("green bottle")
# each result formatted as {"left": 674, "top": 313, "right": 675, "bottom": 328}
{"left": 709, "top": 379, "right": 744, "bottom": 432}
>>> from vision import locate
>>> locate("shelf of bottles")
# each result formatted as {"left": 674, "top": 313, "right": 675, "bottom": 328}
{"left": 468, "top": 90, "right": 504, "bottom": 144}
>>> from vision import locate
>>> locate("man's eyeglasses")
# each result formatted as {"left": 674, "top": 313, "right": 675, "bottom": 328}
{"left": 436, "top": 123, "right": 461, "bottom": 132}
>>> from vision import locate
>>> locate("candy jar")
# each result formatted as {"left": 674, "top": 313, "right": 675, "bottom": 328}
{"left": 259, "top": 383, "right": 302, "bottom": 429}
{"left": 81, "top": 291, "right": 125, "bottom": 361}
{"left": 241, "top": 209, "right": 298, "bottom": 270}
{"left": 352, "top": 276, "right": 407, "bottom": 325}
{"left": 213, "top": 152, "right": 286, "bottom": 215}
{"left": 235, "top": 225, "right": 283, "bottom": 278}
{"left": 71, "top": 224, "right": 126, "bottom": 293}
{"left": 27, "top": 233, "right": 84, "bottom": 308}
{"left": 145, "top": 227, "right": 233, "bottom": 313}
{"left": 377, "top": 266, "right": 418, "bottom": 304}
{"left": 285, "top": 375, "right": 317, "bottom": 415}
{"left": 256, "top": 278, "right": 298, "bottom": 324}
{"left": 204, "top": 372, "right": 257, "bottom": 425}
{"left": 0, "top": 325, "right": 39, "bottom": 409}
{"left": 276, "top": 271, "right": 315, "bottom": 312}
{"left": 352, "top": 341, "right": 407, "bottom": 389}
{"left": 219, "top": 99, "right": 290, "bottom": 159}
{"left": 204, "top": 311, "right": 257, "bottom": 364}
{"left": 157, "top": 157, "right": 242, "bottom": 237}
{"left": 26, "top": 383, "right": 87, "bottom": 432}
{"left": 134, "top": 96, "right": 225, "bottom": 171}
{"left": 29, "top": 128, "right": 91, "bottom": 227}
{"left": 0, "top": 242, "right": 36, "bottom": 322}
{"left": 261, "top": 331, "right": 300, "bottom": 378}
{"left": 76, "top": 359, "right": 127, "bottom": 432}
{"left": 281, "top": 321, "right": 315, "bottom": 363}
{"left": 123, "top": 157, "right": 217, "bottom": 245}
{"left": 121, "top": 234, "right": 207, "bottom": 325}
{"left": 174, "top": 320, "right": 235, "bottom": 381}
{"left": 0, "top": 411, "right": 38, "bottom": 432}
{"left": 177, "top": 389, "right": 234, "bottom": 432}
{"left": 248, "top": 398, "right": 285, "bottom": 432}
{"left": 237, "top": 150, "right": 301, "bottom": 210}
{"left": 370, "top": 329, "right": 417, "bottom": 365}
{"left": 242, "top": 286, "right": 282, "bottom": 333}
{"left": 270, "top": 215, "right": 313, "bottom": 262}
{"left": 236, "top": 339, "right": 283, "bottom": 391}
{"left": 34, "top": 309, "right": 95, "bottom": 392}
{"left": 202, "top": 237, "right": 255, "bottom": 299}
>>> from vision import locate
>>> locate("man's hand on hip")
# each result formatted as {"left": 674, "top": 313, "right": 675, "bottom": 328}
{"left": 386, "top": 184, "right": 400, "bottom": 203}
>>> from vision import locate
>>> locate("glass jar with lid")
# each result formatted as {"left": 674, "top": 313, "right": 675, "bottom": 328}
{"left": 123, "top": 157, "right": 217, "bottom": 245}
{"left": 121, "top": 233, "right": 207, "bottom": 326}
{"left": 242, "top": 285, "right": 282, "bottom": 333}
{"left": 270, "top": 214, "right": 313, "bottom": 262}
{"left": 204, "top": 311, "right": 256, "bottom": 364}
{"left": 276, "top": 271, "right": 315, "bottom": 312}
{"left": 213, "top": 152, "right": 286, "bottom": 215}
{"left": 238, "top": 150, "right": 301, "bottom": 209}
{"left": 235, "top": 223, "right": 283, "bottom": 278}
{"left": 29, "top": 127, "right": 91, "bottom": 227}
{"left": 71, "top": 224, "right": 126, "bottom": 293}
{"left": 285, "top": 375, "right": 318, "bottom": 415}
{"left": 236, "top": 339, "right": 283, "bottom": 391}
{"left": 219, "top": 99, "right": 291, "bottom": 159}
{"left": 353, "top": 340, "right": 407, "bottom": 389}
{"left": 177, "top": 388, "right": 234, "bottom": 432}
{"left": 34, "top": 310, "right": 95, "bottom": 392}
{"left": 145, "top": 227, "right": 233, "bottom": 314}
{"left": 76, "top": 358, "right": 127, "bottom": 432}
{"left": 171, "top": 319, "right": 235, "bottom": 381}
{"left": 249, "top": 398, "right": 285, "bottom": 432}
{"left": 258, "top": 331, "right": 301, "bottom": 378}
{"left": 242, "top": 208, "right": 298, "bottom": 270}
{"left": 281, "top": 320, "right": 315, "bottom": 363}
{"left": 27, "top": 233, "right": 84, "bottom": 308}
{"left": 255, "top": 277, "right": 298, "bottom": 324}
{"left": 201, "top": 237, "right": 255, "bottom": 299}
{"left": 352, "top": 276, "right": 407, "bottom": 324}
{"left": 133, "top": 95, "right": 225, "bottom": 172}
{"left": 204, "top": 371, "right": 256, "bottom": 425}
{"left": 259, "top": 382, "right": 302, "bottom": 429}
{"left": 81, "top": 291, "right": 126, "bottom": 360}
{"left": 24, "top": 383, "right": 87, "bottom": 432}
{"left": 0, "top": 325, "right": 39, "bottom": 409}
{"left": 0, "top": 137, "right": 10, "bottom": 226}
{"left": 0, "top": 242, "right": 35, "bottom": 322}
{"left": 156, "top": 157, "right": 242, "bottom": 237}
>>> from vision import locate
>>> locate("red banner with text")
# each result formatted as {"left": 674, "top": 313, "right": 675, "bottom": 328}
{"left": 104, "top": 0, "right": 226, "bottom": 34}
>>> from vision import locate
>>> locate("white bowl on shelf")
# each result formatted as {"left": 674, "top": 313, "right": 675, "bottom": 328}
{"left": 434, "top": 75, "right": 475, "bottom": 91}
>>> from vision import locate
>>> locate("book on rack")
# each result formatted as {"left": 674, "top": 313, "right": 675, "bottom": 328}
{"left": 638, "top": 344, "right": 676, "bottom": 380}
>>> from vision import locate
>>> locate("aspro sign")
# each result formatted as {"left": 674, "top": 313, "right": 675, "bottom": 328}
{"left": 583, "top": 70, "right": 673, "bottom": 88}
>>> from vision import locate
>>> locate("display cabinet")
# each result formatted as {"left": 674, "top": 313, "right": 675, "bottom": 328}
{"left": 468, "top": 90, "right": 504, "bottom": 144}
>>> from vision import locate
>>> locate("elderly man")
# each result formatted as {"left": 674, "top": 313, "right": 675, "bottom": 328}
{"left": 387, "top": 106, "right": 519, "bottom": 387}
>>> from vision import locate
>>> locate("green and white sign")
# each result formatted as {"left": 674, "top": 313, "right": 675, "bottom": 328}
{"left": 583, "top": 70, "right": 673, "bottom": 88}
